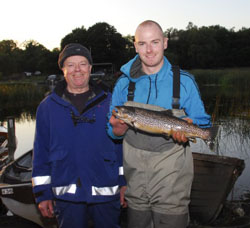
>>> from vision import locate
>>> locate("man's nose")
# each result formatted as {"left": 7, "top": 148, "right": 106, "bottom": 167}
{"left": 146, "top": 44, "right": 152, "bottom": 53}
{"left": 74, "top": 64, "right": 80, "bottom": 71}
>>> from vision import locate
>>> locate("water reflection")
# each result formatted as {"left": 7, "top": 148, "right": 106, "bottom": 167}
{"left": 190, "top": 117, "right": 250, "bottom": 199}
{"left": 0, "top": 82, "right": 250, "bottom": 200}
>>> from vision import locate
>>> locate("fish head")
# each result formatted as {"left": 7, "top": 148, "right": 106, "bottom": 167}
{"left": 113, "top": 106, "right": 136, "bottom": 124}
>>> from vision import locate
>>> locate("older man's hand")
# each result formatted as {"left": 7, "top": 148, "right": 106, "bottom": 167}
{"left": 38, "top": 200, "right": 54, "bottom": 218}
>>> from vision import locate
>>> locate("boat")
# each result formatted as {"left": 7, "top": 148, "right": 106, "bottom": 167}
{"left": 0, "top": 125, "right": 8, "bottom": 158}
{"left": 0, "top": 148, "right": 245, "bottom": 227}
{"left": 190, "top": 152, "right": 245, "bottom": 224}
{"left": 0, "top": 150, "right": 57, "bottom": 227}
{"left": 0, "top": 118, "right": 17, "bottom": 171}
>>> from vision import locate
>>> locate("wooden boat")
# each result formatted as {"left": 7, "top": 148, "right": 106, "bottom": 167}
{"left": 0, "top": 125, "right": 8, "bottom": 157}
{"left": 0, "top": 125, "right": 9, "bottom": 172}
{"left": 0, "top": 149, "right": 245, "bottom": 227}
{"left": 0, "top": 150, "right": 57, "bottom": 227}
{"left": 0, "top": 118, "right": 17, "bottom": 170}
{"left": 189, "top": 152, "right": 245, "bottom": 224}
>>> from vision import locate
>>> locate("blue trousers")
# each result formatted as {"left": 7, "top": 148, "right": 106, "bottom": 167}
{"left": 54, "top": 199, "right": 121, "bottom": 228}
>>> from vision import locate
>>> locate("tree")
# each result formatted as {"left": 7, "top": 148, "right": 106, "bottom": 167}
{"left": 0, "top": 40, "right": 23, "bottom": 76}
{"left": 60, "top": 26, "right": 88, "bottom": 50}
{"left": 21, "top": 40, "right": 50, "bottom": 73}
{"left": 86, "top": 22, "right": 128, "bottom": 68}
{"left": 60, "top": 22, "right": 131, "bottom": 70}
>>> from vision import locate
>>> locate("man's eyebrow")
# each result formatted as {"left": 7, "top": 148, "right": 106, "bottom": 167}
{"left": 136, "top": 38, "right": 161, "bottom": 43}
{"left": 152, "top": 39, "right": 161, "bottom": 42}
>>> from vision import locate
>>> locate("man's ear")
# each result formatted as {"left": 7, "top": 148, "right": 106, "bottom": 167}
{"left": 134, "top": 42, "right": 139, "bottom": 53}
{"left": 163, "top": 37, "right": 168, "bottom": 50}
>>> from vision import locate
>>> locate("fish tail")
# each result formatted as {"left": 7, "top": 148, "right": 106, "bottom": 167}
{"left": 205, "top": 125, "right": 220, "bottom": 150}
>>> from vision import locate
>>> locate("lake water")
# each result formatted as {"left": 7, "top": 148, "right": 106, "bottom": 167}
{"left": 1, "top": 80, "right": 250, "bottom": 201}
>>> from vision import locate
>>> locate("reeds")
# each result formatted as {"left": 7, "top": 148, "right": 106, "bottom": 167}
{"left": 0, "top": 84, "right": 48, "bottom": 121}
{"left": 189, "top": 68, "right": 250, "bottom": 120}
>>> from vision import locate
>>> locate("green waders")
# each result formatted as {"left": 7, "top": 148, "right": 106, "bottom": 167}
{"left": 123, "top": 102, "right": 194, "bottom": 228}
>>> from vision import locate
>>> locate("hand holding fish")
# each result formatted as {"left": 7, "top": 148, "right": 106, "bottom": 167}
{"left": 172, "top": 118, "right": 193, "bottom": 143}
{"left": 110, "top": 113, "right": 129, "bottom": 136}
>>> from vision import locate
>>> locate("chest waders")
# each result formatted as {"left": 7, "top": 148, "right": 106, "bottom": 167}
{"left": 123, "top": 66, "right": 193, "bottom": 228}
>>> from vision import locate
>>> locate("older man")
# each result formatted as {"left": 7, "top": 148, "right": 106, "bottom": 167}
{"left": 32, "top": 43, "right": 125, "bottom": 228}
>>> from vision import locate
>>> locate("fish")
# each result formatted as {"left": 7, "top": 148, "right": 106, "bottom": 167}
{"left": 112, "top": 105, "right": 219, "bottom": 150}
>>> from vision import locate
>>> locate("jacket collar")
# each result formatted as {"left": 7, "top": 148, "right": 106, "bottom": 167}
{"left": 121, "top": 55, "right": 172, "bottom": 81}
{"left": 51, "top": 79, "right": 107, "bottom": 107}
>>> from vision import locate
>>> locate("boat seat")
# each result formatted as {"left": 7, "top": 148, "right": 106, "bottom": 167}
{"left": 0, "top": 139, "right": 8, "bottom": 155}
{"left": 13, "top": 163, "right": 32, "bottom": 173}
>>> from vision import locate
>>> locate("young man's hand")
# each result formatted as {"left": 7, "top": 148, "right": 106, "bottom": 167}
{"left": 109, "top": 113, "right": 129, "bottom": 136}
{"left": 172, "top": 118, "right": 193, "bottom": 143}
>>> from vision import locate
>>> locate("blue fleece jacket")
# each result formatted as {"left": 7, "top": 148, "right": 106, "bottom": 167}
{"left": 32, "top": 80, "right": 125, "bottom": 204}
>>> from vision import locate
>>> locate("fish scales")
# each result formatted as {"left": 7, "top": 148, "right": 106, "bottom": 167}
{"left": 112, "top": 105, "right": 218, "bottom": 149}
{"left": 132, "top": 108, "right": 209, "bottom": 139}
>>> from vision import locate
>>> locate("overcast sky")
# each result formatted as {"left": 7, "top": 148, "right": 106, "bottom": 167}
{"left": 1, "top": 0, "right": 249, "bottom": 50}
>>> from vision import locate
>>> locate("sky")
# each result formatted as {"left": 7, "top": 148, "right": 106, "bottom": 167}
{"left": 1, "top": 0, "right": 250, "bottom": 50}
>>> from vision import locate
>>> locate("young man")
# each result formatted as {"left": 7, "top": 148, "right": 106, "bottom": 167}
{"left": 107, "top": 20, "right": 211, "bottom": 228}
{"left": 32, "top": 43, "right": 125, "bottom": 228}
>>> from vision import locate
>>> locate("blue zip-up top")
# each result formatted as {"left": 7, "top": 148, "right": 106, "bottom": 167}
{"left": 107, "top": 55, "right": 211, "bottom": 139}
{"left": 32, "top": 80, "right": 125, "bottom": 204}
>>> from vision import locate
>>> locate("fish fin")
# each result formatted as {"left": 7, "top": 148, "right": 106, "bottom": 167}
{"left": 206, "top": 125, "right": 220, "bottom": 150}
{"left": 160, "top": 109, "right": 174, "bottom": 116}
{"left": 205, "top": 140, "right": 216, "bottom": 151}
{"left": 163, "top": 132, "right": 171, "bottom": 139}
{"left": 131, "top": 121, "right": 137, "bottom": 133}
{"left": 209, "top": 125, "right": 220, "bottom": 141}
{"left": 189, "top": 138, "right": 196, "bottom": 143}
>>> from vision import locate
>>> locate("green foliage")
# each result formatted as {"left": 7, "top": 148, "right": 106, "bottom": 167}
{"left": 167, "top": 24, "right": 250, "bottom": 69}
{"left": 0, "top": 84, "right": 48, "bottom": 121}
{"left": 1, "top": 22, "right": 250, "bottom": 78}
{"left": 190, "top": 68, "right": 250, "bottom": 87}
{"left": 0, "top": 39, "right": 59, "bottom": 77}
{"left": 60, "top": 22, "right": 133, "bottom": 70}
{"left": 60, "top": 26, "right": 88, "bottom": 49}
{"left": 188, "top": 68, "right": 250, "bottom": 119}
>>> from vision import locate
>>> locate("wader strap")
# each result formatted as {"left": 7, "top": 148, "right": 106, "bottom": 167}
{"left": 128, "top": 81, "right": 136, "bottom": 101}
{"left": 172, "top": 65, "right": 180, "bottom": 109}
{"left": 127, "top": 66, "right": 180, "bottom": 107}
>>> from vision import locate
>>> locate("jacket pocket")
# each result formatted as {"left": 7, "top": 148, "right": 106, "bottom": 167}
{"left": 48, "top": 148, "right": 67, "bottom": 162}
{"left": 99, "top": 151, "right": 119, "bottom": 184}
{"left": 48, "top": 149, "right": 75, "bottom": 185}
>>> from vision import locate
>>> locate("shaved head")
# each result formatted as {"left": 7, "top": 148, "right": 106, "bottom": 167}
{"left": 135, "top": 20, "right": 164, "bottom": 42}
{"left": 133, "top": 20, "right": 168, "bottom": 74}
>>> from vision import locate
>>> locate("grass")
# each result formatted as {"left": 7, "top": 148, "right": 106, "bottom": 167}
{"left": 188, "top": 67, "right": 250, "bottom": 88}
{"left": 184, "top": 68, "right": 250, "bottom": 120}
{"left": 0, "top": 83, "right": 48, "bottom": 121}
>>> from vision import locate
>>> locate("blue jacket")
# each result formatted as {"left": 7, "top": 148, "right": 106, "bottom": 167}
{"left": 107, "top": 55, "right": 211, "bottom": 139}
{"left": 32, "top": 80, "right": 125, "bottom": 204}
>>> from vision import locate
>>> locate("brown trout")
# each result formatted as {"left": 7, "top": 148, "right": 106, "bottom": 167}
{"left": 112, "top": 105, "right": 218, "bottom": 149}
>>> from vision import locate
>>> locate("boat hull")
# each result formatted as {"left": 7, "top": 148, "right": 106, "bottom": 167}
{"left": 190, "top": 152, "right": 245, "bottom": 224}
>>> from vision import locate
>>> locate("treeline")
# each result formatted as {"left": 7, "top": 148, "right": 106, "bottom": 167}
{"left": 166, "top": 22, "right": 250, "bottom": 69}
{"left": 0, "top": 22, "right": 249, "bottom": 79}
